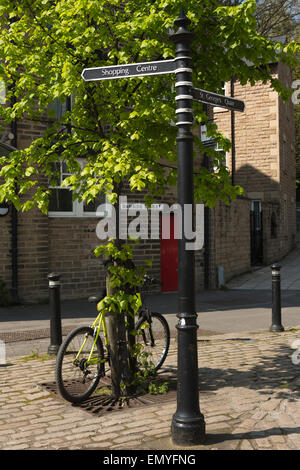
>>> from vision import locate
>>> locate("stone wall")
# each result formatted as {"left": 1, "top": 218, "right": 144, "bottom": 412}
{"left": 17, "top": 209, "right": 49, "bottom": 303}
{"left": 0, "top": 209, "right": 11, "bottom": 288}
{"left": 213, "top": 197, "right": 251, "bottom": 285}
{"left": 213, "top": 63, "right": 296, "bottom": 281}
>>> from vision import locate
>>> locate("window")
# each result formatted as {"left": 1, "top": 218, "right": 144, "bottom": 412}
{"left": 48, "top": 162, "right": 73, "bottom": 213}
{"left": 215, "top": 143, "right": 226, "bottom": 165}
{"left": 200, "top": 126, "right": 227, "bottom": 170}
{"left": 213, "top": 143, "right": 227, "bottom": 172}
{"left": 47, "top": 98, "right": 67, "bottom": 121}
{"left": 47, "top": 96, "right": 73, "bottom": 121}
{"left": 220, "top": 82, "right": 226, "bottom": 95}
{"left": 48, "top": 160, "right": 106, "bottom": 217}
{"left": 200, "top": 125, "right": 213, "bottom": 144}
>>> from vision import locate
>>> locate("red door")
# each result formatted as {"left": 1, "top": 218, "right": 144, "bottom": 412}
{"left": 160, "top": 214, "right": 178, "bottom": 292}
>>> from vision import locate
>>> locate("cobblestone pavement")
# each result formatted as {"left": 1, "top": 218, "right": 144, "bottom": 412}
{"left": 1, "top": 327, "right": 300, "bottom": 451}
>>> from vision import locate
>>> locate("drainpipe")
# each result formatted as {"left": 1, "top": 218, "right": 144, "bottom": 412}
{"left": 231, "top": 78, "right": 236, "bottom": 186}
{"left": 10, "top": 88, "right": 19, "bottom": 304}
{"left": 204, "top": 204, "right": 210, "bottom": 289}
{"left": 202, "top": 104, "right": 210, "bottom": 289}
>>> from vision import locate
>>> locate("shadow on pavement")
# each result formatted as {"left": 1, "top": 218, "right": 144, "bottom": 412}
{"left": 165, "top": 343, "right": 300, "bottom": 399}
{"left": 204, "top": 426, "right": 300, "bottom": 446}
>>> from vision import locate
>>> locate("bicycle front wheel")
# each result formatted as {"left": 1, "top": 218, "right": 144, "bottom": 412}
{"left": 135, "top": 312, "right": 170, "bottom": 372}
{"left": 55, "top": 326, "right": 105, "bottom": 404}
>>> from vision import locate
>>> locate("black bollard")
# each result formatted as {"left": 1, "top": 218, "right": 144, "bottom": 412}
{"left": 269, "top": 264, "right": 284, "bottom": 332}
{"left": 47, "top": 273, "right": 63, "bottom": 354}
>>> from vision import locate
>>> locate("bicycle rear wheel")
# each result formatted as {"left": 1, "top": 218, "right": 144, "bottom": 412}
{"left": 135, "top": 312, "right": 170, "bottom": 372}
{"left": 55, "top": 326, "right": 105, "bottom": 403}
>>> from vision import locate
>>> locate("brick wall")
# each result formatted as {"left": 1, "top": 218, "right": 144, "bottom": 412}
{"left": 0, "top": 210, "right": 11, "bottom": 288}
{"left": 48, "top": 217, "right": 104, "bottom": 300}
{"left": 213, "top": 63, "right": 296, "bottom": 281}
{"left": 277, "top": 62, "right": 296, "bottom": 254}
{"left": 214, "top": 69, "right": 281, "bottom": 195}
{"left": 0, "top": 118, "right": 51, "bottom": 303}
{"left": 213, "top": 197, "right": 251, "bottom": 284}
{"left": 17, "top": 208, "right": 49, "bottom": 303}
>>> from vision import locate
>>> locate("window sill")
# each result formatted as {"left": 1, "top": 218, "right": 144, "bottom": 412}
{"left": 214, "top": 107, "right": 229, "bottom": 113}
{"left": 48, "top": 212, "right": 102, "bottom": 218}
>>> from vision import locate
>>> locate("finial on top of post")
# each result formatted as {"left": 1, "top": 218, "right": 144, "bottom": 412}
{"left": 171, "top": 6, "right": 194, "bottom": 44}
{"left": 175, "top": 6, "right": 190, "bottom": 27}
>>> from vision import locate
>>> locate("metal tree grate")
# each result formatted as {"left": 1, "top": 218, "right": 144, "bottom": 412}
{"left": 40, "top": 373, "right": 177, "bottom": 417}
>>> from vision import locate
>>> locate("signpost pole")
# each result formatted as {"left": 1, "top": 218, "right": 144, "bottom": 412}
{"left": 170, "top": 8, "right": 206, "bottom": 446}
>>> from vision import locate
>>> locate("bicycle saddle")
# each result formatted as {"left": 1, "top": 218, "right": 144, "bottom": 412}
{"left": 88, "top": 288, "right": 106, "bottom": 304}
{"left": 88, "top": 296, "right": 103, "bottom": 303}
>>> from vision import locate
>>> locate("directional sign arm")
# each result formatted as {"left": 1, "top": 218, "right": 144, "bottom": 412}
{"left": 191, "top": 87, "right": 245, "bottom": 112}
{"left": 82, "top": 59, "right": 176, "bottom": 81}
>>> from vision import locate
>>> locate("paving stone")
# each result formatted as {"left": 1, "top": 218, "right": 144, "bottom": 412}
{"left": 206, "top": 415, "right": 233, "bottom": 424}
{"left": 206, "top": 422, "right": 232, "bottom": 432}
{"left": 91, "top": 432, "right": 120, "bottom": 442}
{"left": 5, "top": 443, "right": 30, "bottom": 450}
{"left": 239, "top": 439, "right": 254, "bottom": 450}
{"left": 85, "top": 441, "right": 113, "bottom": 449}
{"left": 1, "top": 328, "right": 299, "bottom": 450}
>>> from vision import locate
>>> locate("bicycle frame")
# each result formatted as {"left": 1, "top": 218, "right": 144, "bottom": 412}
{"left": 73, "top": 286, "right": 152, "bottom": 367}
{"left": 74, "top": 309, "right": 109, "bottom": 366}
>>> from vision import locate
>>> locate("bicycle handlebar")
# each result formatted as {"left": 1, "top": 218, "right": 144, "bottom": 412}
{"left": 143, "top": 274, "right": 161, "bottom": 285}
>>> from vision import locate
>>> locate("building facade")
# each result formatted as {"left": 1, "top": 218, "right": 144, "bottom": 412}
{"left": 211, "top": 61, "right": 296, "bottom": 287}
{"left": 0, "top": 61, "right": 296, "bottom": 303}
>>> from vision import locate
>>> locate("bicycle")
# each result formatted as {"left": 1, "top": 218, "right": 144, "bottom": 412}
{"left": 55, "top": 275, "right": 170, "bottom": 404}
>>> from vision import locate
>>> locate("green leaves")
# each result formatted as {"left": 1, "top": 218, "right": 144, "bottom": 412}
{"left": 95, "top": 239, "right": 145, "bottom": 317}
{"left": 0, "top": 0, "right": 298, "bottom": 213}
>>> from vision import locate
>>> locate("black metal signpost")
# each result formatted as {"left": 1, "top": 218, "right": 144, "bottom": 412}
{"left": 168, "top": 10, "right": 206, "bottom": 446}
{"left": 82, "top": 7, "right": 245, "bottom": 446}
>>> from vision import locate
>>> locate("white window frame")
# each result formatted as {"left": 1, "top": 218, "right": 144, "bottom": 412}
{"left": 48, "top": 158, "right": 108, "bottom": 218}
{"left": 200, "top": 126, "right": 227, "bottom": 171}
{"left": 214, "top": 82, "right": 228, "bottom": 112}
{"left": 213, "top": 143, "right": 227, "bottom": 172}
{"left": 200, "top": 124, "right": 213, "bottom": 144}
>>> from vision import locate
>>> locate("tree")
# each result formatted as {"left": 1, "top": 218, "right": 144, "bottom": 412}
{"left": 255, "top": 0, "right": 299, "bottom": 40}
{"left": 0, "top": 0, "right": 299, "bottom": 396}
{"left": 221, "top": 0, "right": 300, "bottom": 40}
{"left": 291, "top": 26, "right": 300, "bottom": 177}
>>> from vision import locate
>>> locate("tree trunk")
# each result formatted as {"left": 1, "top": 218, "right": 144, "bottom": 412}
{"left": 105, "top": 188, "right": 133, "bottom": 398}
{"left": 106, "top": 262, "right": 134, "bottom": 398}
{"left": 106, "top": 275, "right": 121, "bottom": 398}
